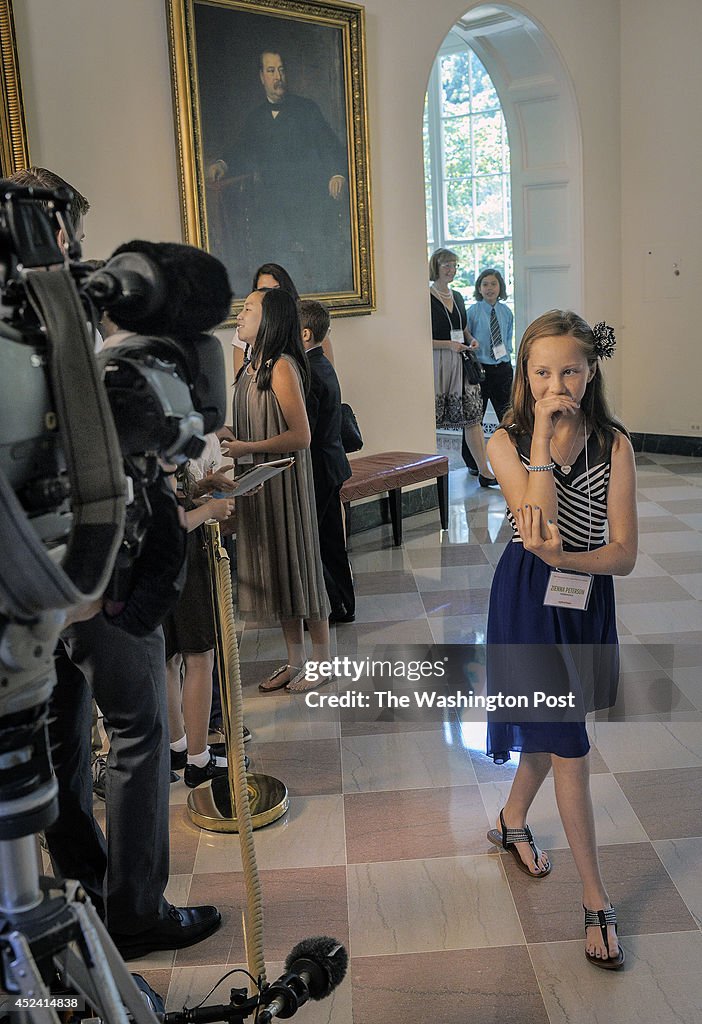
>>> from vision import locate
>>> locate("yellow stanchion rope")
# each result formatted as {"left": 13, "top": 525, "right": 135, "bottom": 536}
{"left": 204, "top": 521, "right": 266, "bottom": 988}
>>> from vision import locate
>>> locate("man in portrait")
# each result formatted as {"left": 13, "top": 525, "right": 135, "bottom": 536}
{"left": 208, "top": 48, "right": 352, "bottom": 294}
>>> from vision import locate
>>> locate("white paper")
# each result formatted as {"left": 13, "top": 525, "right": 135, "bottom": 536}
{"left": 229, "top": 457, "right": 295, "bottom": 496}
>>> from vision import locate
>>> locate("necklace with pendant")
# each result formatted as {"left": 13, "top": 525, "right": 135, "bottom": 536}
{"left": 551, "top": 424, "right": 583, "bottom": 475}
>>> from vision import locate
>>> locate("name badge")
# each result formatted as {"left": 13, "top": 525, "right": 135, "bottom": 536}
{"left": 450, "top": 329, "right": 463, "bottom": 343}
{"left": 543, "top": 570, "right": 593, "bottom": 611}
{"left": 237, "top": 453, "right": 254, "bottom": 465}
{"left": 491, "top": 340, "right": 507, "bottom": 360}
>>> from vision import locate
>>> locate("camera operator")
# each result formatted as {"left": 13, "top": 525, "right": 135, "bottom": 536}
{"left": 7, "top": 168, "right": 227, "bottom": 960}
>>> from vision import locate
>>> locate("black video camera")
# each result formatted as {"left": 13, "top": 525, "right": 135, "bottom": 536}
{"left": 0, "top": 181, "right": 229, "bottom": 645}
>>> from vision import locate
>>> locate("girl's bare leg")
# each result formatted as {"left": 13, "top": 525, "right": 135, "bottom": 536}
{"left": 552, "top": 752, "right": 619, "bottom": 960}
{"left": 307, "top": 618, "right": 331, "bottom": 664}
{"left": 500, "top": 752, "right": 552, "bottom": 873}
{"left": 166, "top": 654, "right": 185, "bottom": 743}
{"left": 182, "top": 649, "right": 215, "bottom": 756}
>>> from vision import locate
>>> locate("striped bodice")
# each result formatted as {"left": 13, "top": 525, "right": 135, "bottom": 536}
{"left": 506, "top": 432, "right": 612, "bottom": 551}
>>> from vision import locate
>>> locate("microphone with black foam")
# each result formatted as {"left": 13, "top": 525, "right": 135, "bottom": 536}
{"left": 257, "top": 936, "right": 348, "bottom": 1023}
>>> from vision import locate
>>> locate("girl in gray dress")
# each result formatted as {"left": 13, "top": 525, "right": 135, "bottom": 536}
{"left": 223, "top": 288, "right": 331, "bottom": 693}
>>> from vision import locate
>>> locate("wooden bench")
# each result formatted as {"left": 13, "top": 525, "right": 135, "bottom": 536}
{"left": 340, "top": 451, "right": 449, "bottom": 546}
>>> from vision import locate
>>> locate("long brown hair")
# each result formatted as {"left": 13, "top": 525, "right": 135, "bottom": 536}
{"left": 503, "top": 309, "right": 628, "bottom": 451}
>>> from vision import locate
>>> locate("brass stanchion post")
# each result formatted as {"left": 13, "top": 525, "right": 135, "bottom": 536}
{"left": 186, "top": 521, "right": 289, "bottom": 985}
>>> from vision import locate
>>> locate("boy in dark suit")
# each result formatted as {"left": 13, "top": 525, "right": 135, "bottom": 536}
{"left": 299, "top": 300, "right": 355, "bottom": 623}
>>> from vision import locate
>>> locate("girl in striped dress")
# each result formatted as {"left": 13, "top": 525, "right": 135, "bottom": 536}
{"left": 485, "top": 310, "right": 637, "bottom": 971}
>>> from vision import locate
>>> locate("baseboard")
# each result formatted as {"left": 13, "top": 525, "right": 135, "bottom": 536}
{"left": 630, "top": 432, "right": 702, "bottom": 458}
{"left": 347, "top": 483, "right": 439, "bottom": 537}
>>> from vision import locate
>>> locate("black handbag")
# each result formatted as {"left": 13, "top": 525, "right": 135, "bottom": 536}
{"left": 340, "top": 402, "right": 363, "bottom": 453}
{"left": 462, "top": 349, "right": 486, "bottom": 386}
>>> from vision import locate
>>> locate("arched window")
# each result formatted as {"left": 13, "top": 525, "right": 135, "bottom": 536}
{"left": 424, "top": 40, "right": 513, "bottom": 315}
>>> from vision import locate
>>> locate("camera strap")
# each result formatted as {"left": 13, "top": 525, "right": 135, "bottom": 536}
{"left": 0, "top": 270, "right": 126, "bottom": 615}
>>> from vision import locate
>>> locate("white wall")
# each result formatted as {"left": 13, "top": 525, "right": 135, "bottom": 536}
{"left": 620, "top": 0, "right": 702, "bottom": 437}
{"left": 14, "top": 0, "right": 624, "bottom": 452}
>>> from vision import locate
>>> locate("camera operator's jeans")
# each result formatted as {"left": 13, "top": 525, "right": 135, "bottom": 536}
{"left": 46, "top": 617, "right": 171, "bottom": 934}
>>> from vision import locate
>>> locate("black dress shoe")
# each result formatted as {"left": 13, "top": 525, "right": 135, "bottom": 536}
{"left": 170, "top": 748, "right": 187, "bottom": 771}
{"left": 184, "top": 752, "right": 249, "bottom": 789}
{"left": 478, "top": 474, "right": 500, "bottom": 488}
{"left": 112, "top": 904, "right": 222, "bottom": 960}
{"left": 171, "top": 734, "right": 249, "bottom": 773}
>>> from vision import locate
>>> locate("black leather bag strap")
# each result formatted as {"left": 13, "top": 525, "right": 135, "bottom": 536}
{"left": 0, "top": 270, "right": 127, "bottom": 614}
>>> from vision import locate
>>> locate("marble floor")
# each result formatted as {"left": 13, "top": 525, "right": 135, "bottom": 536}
{"left": 136, "top": 450, "right": 701, "bottom": 1023}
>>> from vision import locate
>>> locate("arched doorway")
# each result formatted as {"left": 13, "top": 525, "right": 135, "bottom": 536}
{"left": 425, "top": 3, "right": 584, "bottom": 340}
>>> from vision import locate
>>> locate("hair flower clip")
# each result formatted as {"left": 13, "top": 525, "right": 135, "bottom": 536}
{"left": 592, "top": 322, "right": 616, "bottom": 359}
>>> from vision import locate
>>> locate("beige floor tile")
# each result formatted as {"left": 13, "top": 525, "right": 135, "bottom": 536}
{"left": 241, "top": 693, "right": 340, "bottom": 742}
{"left": 593, "top": 669, "right": 696, "bottom": 720}
{"left": 627, "top": 551, "right": 675, "bottom": 578}
{"left": 344, "top": 784, "right": 489, "bottom": 863}
{"left": 616, "top": 600, "right": 702, "bottom": 636}
{"left": 670, "top": 667, "right": 702, "bottom": 709}
{"left": 352, "top": 592, "right": 427, "bottom": 622}
{"left": 333, "top": 618, "right": 435, "bottom": 646}
{"left": 675, "top": 572, "right": 702, "bottom": 599}
{"left": 637, "top": 532, "right": 702, "bottom": 554}
{"left": 194, "top": 795, "right": 346, "bottom": 872}
{"left": 587, "top": 721, "right": 702, "bottom": 771}
{"left": 346, "top": 547, "right": 410, "bottom": 572}
{"left": 347, "top": 855, "right": 524, "bottom": 956}
{"left": 427, "top": 614, "right": 488, "bottom": 643}
{"left": 238, "top": 626, "right": 288, "bottom": 662}
{"left": 507, "top": 842, "right": 696, "bottom": 943}
{"left": 613, "top": 574, "right": 693, "bottom": 603}
{"left": 614, "top": 766, "right": 702, "bottom": 840}
{"left": 351, "top": 947, "right": 549, "bottom": 1024}
{"left": 479, "top": 773, "right": 647, "bottom": 851}
{"left": 167, "top": 961, "right": 353, "bottom": 1022}
{"left": 341, "top": 729, "right": 477, "bottom": 793}
{"left": 530, "top": 932, "right": 702, "bottom": 1024}
{"left": 247, "top": 738, "right": 342, "bottom": 797}
{"left": 352, "top": 569, "right": 418, "bottom": 595}
{"left": 407, "top": 544, "right": 490, "bottom": 569}
{"left": 654, "top": 837, "right": 702, "bottom": 926}
{"left": 180, "top": 866, "right": 349, "bottom": 966}
{"left": 412, "top": 563, "right": 495, "bottom": 591}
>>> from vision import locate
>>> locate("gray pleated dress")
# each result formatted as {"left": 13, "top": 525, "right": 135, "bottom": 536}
{"left": 233, "top": 356, "right": 330, "bottom": 623}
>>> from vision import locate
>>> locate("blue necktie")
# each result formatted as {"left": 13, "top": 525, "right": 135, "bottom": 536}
{"left": 489, "top": 307, "right": 502, "bottom": 360}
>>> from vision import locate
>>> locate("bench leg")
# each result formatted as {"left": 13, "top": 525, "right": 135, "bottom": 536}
{"left": 388, "top": 487, "right": 402, "bottom": 546}
{"left": 437, "top": 474, "right": 449, "bottom": 530}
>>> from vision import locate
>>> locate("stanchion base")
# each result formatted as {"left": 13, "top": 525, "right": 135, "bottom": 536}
{"left": 187, "top": 773, "right": 289, "bottom": 833}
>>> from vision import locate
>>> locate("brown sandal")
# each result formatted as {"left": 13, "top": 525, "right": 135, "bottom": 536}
{"left": 584, "top": 905, "right": 625, "bottom": 970}
{"left": 259, "top": 664, "right": 298, "bottom": 693}
{"left": 487, "top": 808, "right": 551, "bottom": 878}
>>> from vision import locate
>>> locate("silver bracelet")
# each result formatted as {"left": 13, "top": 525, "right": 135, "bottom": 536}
{"left": 526, "top": 462, "right": 555, "bottom": 472}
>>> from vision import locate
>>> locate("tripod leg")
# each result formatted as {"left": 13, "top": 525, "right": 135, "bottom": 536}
{"left": 4, "top": 930, "right": 58, "bottom": 1024}
{"left": 55, "top": 882, "right": 159, "bottom": 1024}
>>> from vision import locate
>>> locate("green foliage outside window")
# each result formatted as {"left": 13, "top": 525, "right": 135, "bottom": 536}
{"left": 425, "top": 45, "right": 513, "bottom": 310}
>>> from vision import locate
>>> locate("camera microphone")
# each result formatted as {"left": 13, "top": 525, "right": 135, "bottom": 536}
{"left": 257, "top": 936, "right": 348, "bottom": 1023}
{"left": 83, "top": 252, "right": 167, "bottom": 323}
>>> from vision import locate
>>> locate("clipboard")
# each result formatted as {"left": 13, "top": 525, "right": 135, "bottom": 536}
{"left": 225, "top": 457, "right": 295, "bottom": 497}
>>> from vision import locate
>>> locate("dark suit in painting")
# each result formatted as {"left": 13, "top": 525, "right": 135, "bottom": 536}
{"left": 227, "top": 95, "right": 351, "bottom": 293}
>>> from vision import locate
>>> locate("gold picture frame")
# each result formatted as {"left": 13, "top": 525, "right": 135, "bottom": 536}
{"left": 0, "top": 0, "right": 30, "bottom": 177}
{"left": 165, "top": 0, "right": 374, "bottom": 318}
